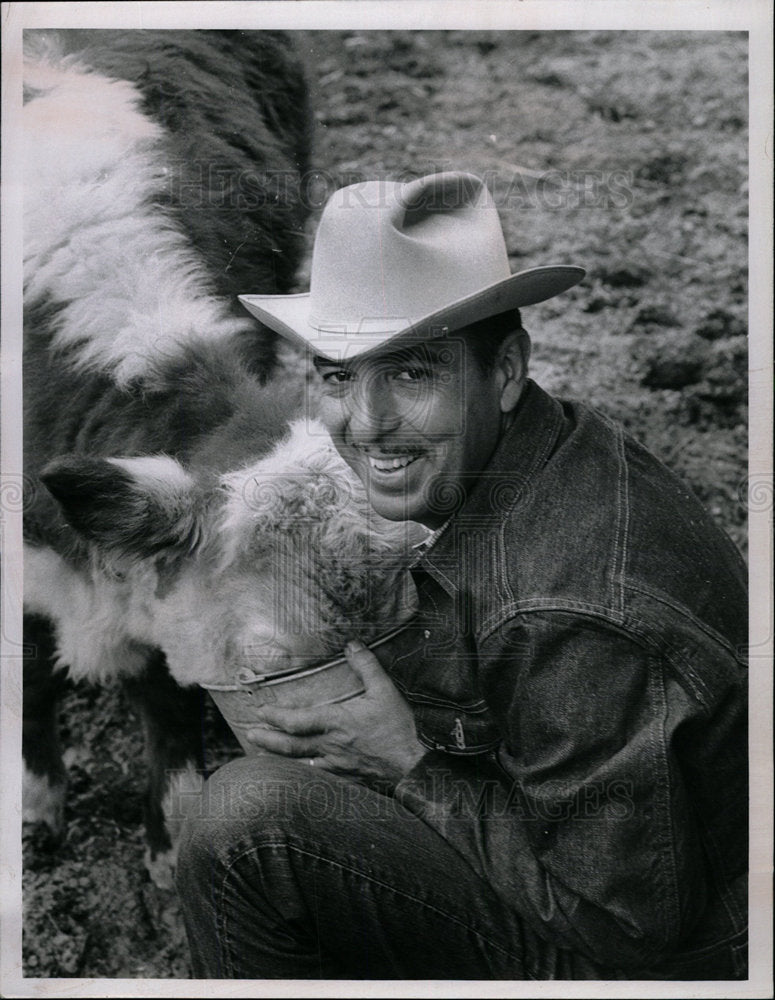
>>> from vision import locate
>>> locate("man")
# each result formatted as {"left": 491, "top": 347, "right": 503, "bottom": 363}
{"left": 176, "top": 173, "right": 748, "bottom": 980}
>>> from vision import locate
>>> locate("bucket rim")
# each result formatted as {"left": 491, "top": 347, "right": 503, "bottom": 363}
{"left": 201, "top": 616, "right": 417, "bottom": 693}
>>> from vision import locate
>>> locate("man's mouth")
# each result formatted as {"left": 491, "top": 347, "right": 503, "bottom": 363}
{"left": 367, "top": 452, "right": 422, "bottom": 473}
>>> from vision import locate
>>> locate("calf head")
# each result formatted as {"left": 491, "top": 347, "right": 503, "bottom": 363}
{"left": 41, "top": 420, "right": 421, "bottom": 689}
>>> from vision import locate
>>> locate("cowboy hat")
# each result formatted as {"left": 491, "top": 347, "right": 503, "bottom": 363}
{"left": 239, "top": 171, "right": 585, "bottom": 361}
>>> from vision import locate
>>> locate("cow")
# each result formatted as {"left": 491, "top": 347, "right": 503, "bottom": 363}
{"left": 22, "top": 29, "right": 420, "bottom": 889}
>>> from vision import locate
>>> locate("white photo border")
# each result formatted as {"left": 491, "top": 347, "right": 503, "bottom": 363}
{"left": 2, "top": 2, "right": 772, "bottom": 998}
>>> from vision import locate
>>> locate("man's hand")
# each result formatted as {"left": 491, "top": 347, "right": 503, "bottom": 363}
{"left": 244, "top": 639, "right": 425, "bottom": 788}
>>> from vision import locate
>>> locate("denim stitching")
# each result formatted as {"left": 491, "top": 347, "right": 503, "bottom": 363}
{"left": 624, "top": 582, "right": 747, "bottom": 663}
{"left": 390, "top": 676, "right": 490, "bottom": 711}
{"left": 497, "top": 501, "right": 516, "bottom": 608}
{"left": 478, "top": 605, "right": 718, "bottom": 711}
{"left": 478, "top": 602, "right": 640, "bottom": 646}
{"left": 610, "top": 612, "right": 715, "bottom": 711}
{"left": 491, "top": 398, "right": 566, "bottom": 612}
{"left": 217, "top": 838, "right": 530, "bottom": 977}
{"left": 478, "top": 600, "right": 626, "bottom": 642}
{"left": 478, "top": 592, "right": 740, "bottom": 709}
{"left": 649, "top": 660, "right": 682, "bottom": 943}
{"left": 613, "top": 421, "right": 630, "bottom": 615}
{"left": 418, "top": 733, "right": 501, "bottom": 755}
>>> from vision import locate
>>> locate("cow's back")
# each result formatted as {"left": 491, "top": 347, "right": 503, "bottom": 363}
{"left": 23, "top": 30, "right": 313, "bottom": 559}
{"left": 25, "top": 29, "right": 312, "bottom": 305}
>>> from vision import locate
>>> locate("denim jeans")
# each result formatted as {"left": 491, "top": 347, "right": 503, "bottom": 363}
{"left": 175, "top": 755, "right": 609, "bottom": 980}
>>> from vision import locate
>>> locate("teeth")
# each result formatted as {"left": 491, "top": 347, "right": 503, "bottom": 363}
{"left": 369, "top": 454, "right": 418, "bottom": 471}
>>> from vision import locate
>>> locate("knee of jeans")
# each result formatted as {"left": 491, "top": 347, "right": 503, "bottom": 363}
{"left": 174, "top": 757, "right": 284, "bottom": 890}
{"left": 176, "top": 755, "right": 332, "bottom": 864}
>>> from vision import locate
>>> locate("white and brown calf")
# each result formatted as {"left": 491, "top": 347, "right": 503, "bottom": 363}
{"left": 27, "top": 412, "right": 418, "bottom": 886}
{"left": 22, "top": 30, "right": 417, "bottom": 888}
{"left": 32, "top": 420, "right": 418, "bottom": 694}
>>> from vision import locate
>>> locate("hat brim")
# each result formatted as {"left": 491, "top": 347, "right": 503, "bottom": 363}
{"left": 239, "top": 264, "right": 585, "bottom": 361}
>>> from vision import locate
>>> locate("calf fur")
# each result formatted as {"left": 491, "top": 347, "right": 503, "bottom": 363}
{"left": 23, "top": 30, "right": 416, "bottom": 888}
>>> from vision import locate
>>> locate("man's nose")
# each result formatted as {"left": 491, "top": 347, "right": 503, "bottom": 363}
{"left": 346, "top": 375, "right": 401, "bottom": 440}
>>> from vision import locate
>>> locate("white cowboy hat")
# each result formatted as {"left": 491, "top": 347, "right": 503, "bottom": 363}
{"left": 239, "top": 171, "right": 585, "bottom": 361}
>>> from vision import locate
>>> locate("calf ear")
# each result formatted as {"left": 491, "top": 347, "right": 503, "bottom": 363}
{"left": 40, "top": 454, "right": 203, "bottom": 557}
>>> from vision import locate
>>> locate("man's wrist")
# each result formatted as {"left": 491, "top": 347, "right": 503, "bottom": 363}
{"left": 367, "top": 740, "right": 427, "bottom": 797}
{"left": 400, "top": 738, "right": 427, "bottom": 775}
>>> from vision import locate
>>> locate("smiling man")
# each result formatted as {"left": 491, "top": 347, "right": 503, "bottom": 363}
{"left": 176, "top": 173, "right": 748, "bottom": 980}
{"left": 311, "top": 327, "right": 525, "bottom": 526}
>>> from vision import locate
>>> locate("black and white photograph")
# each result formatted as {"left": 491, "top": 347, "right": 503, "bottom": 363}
{"left": 1, "top": 1, "right": 772, "bottom": 995}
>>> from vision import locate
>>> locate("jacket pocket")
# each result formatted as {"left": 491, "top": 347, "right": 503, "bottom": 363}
{"left": 398, "top": 686, "right": 502, "bottom": 755}
{"left": 374, "top": 597, "right": 503, "bottom": 754}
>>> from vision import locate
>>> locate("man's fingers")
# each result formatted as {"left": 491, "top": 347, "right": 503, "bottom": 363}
{"left": 253, "top": 704, "right": 330, "bottom": 735}
{"left": 244, "top": 725, "right": 315, "bottom": 757}
{"left": 344, "top": 639, "right": 389, "bottom": 688}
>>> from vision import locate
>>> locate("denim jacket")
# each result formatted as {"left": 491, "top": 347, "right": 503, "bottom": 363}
{"left": 383, "top": 379, "right": 748, "bottom": 979}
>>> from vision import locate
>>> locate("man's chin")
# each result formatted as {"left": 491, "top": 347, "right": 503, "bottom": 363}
{"left": 363, "top": 488, "right": 420, "bottom": 524}
{"left": 364, "top": 480, "right": 452, "bottom": 528}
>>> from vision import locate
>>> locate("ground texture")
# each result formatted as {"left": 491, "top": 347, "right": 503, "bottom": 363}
{"left": 22, "top": 29, "right": 748, "bottom": 979}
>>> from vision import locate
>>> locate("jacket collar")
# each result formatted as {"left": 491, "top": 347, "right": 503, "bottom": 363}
{"left": 416, "top": 379, "right": 567, "bottom": 594}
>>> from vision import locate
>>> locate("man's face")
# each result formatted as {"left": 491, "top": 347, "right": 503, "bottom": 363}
{"left": 314, "top": 336, "right": 505, "bottom": 527}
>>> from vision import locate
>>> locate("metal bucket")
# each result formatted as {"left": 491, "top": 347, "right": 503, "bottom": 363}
{"left": 202, "top": 621, "right": 415, "bottom": 754}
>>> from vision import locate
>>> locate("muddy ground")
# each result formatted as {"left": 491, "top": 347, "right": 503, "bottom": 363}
{"left": 22, "top": 29, "right": 748, "bottom": 979}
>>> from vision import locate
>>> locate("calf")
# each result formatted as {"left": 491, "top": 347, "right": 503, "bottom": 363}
{"left": 23, "top": 29, "right": 417, "bottom": 888}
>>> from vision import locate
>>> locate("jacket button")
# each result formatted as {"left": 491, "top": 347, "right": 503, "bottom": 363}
{"left": 423, "top": 629, "right": 431, "bottom": 639}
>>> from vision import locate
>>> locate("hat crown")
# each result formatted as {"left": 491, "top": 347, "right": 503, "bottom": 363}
{"left": 238, "top": 171, "right": 585, "bottom": 361}
{"left": 309, "top": 172, "right": 510, "bottom": 331}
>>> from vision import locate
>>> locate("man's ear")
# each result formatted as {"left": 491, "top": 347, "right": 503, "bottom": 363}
{"left": 40, "top": 454, "right": 203, "bottom": 557}
{"left": 496, "top": 331, "right": 531, "bottom": 414}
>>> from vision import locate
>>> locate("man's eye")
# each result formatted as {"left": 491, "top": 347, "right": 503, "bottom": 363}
{"left": 321, "top": 370, "right": 352, "bottom": 384}
{"left": 393, "top": 368, "right": 429, "bottom": 382}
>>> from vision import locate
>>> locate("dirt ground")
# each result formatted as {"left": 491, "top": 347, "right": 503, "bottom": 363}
{"left": 21, "top": 29, "right": 748, "bottom": 979}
